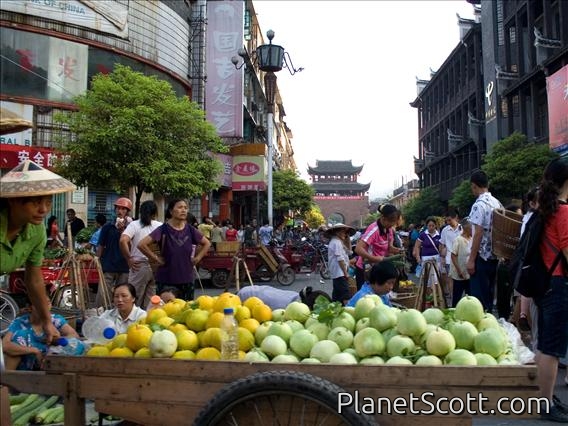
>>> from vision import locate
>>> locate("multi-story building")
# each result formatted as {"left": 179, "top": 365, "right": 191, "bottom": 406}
{"left": 411, "top": 0, "right": 567, "bottom": 202}
{"left": 411, "top": 12, "right": 485, "bottom": 201}
{"left": 0, "top": 0, "right": 194, "bottom": 223}
{"left": 308, "top": 160, "right": 370, "bottom": 228}
{"left": 1, "top": 0, "right": 297, "bottom": 227}
{"left": 388, "top": 179, "right": 421, "bottom": 210}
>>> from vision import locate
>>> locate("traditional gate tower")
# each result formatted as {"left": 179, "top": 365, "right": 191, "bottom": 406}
{"left": 307, "top": 160, "right": 370, "bottom": 228}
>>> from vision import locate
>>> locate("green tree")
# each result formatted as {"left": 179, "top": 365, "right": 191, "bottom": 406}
{"left": 402, "top": 187, "right": 445, "bottom": 226}
{"left": 54, "top": 65, "right": 227, "bottom": 215}
{"left": 448, "top": 179, "right": 477, "bottom": 218}
{"left": 303, "top": 205, "right": 325, "bottom": 229}
{"left": 272, "top": 169, "right": 314, "bottom": 219}
{"left": 481, "top": 132, "right": 558, "bottom": 200}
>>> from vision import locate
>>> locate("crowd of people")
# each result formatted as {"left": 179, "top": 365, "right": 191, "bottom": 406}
{"left": 1, "top": 156, "right": 566, "bottom": 421}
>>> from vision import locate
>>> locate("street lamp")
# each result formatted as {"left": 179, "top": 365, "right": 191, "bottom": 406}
{"left": 232, "top": 30, "right": 302, "bottom": 226}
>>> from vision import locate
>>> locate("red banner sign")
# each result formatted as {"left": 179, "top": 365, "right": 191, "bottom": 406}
{"left": 314, "top": 196, "right": 365, "bottom": 200}
{"left": 0, "top": 144, "right": 62, "bottom": 170}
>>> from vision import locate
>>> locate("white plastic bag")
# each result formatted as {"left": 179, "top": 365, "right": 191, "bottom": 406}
{"left": 498, "top": 318, "right": 535, "bottom": 365}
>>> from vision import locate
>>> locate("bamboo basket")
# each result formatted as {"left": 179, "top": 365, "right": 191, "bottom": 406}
{"left": 391, "top": 292, "right": 417, "bottom": 308}
{"left": 492, "top": 209, "right": 522, "bottom": 260}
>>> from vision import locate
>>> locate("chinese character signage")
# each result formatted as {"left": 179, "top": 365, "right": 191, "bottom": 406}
{"left": 48, "top": 37, "right": 88, "bottom": 101}
{"left": 546, "top": 64, "right": 568, "bottom": 156}
{"left": 206, "top": 0, "right": 243, "bottom": 138}
{"left": 0, "top": 101, "right": 33, "bottom": 146}
{"left": 232, "top": 155, "right": 266, "bottom": 191}
{"left": 0, "top": 0, "right": 129, "bottom": 38}
{"left": 213, "top": 153, "right": 233, "bottom": 187}
{"left": 0, "top": 144, "right": 62, "bottom": 170}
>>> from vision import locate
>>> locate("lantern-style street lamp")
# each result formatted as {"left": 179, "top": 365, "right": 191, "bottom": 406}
{"left": 232, "top": 30, "right": 302, "bottom": 226}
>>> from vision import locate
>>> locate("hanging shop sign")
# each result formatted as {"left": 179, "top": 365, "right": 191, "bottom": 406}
{"left": 0, "top": 144, "right": 63, "bottom": 170}
{"left": 232, "top": 155, "right": 266, "bottom": 191}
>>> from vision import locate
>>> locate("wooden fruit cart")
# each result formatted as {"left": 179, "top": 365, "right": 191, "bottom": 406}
{"left": 1, "top": 357, "right": 540, "bottom": 425}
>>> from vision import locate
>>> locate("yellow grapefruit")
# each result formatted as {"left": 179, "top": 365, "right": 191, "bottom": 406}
{"left": 213, "top": 292, "right": 242, "bottom": 313}
{"left": 252, "top": 304, "right": 272, "bottom": 323}
{"left": 172, "top": 350, "right": 196, "bottom": 359}
{"left": 168, "top": 323, "right": 188, "bottom": 333}
{"left": 196, "top": 295, "right": 215, "bottom": 311}
{"left": 86, "top": 346, "right": 110, "bottom": 357}
{"left": 156, "top": 316, "right": 175, "bottom": 329}
{"left": 239, "top": 318, "right": 260, "bottom": 334}
{"left": 237, "top": 327, "right": 255, "bottom": 352}
{"left": 235, "top": 305, "right": 251, "bottom": 322}
{"left": 243, "top": 296, "right": 264, "bottom": 311}
{"left": 202, "top": 327, "right": 223, "bottom": 350}
{"left": 126, "top": 324, "right": 153, "bottom": 352}
{"left": 163, "top": 300, "right": 184, "bottom": 317}
{"left": 195, "top": 347, "right": 221, "bottom": 360}
{"left": 176, "top": 329, "right": 199, "bottom": 352}
{"left": 185, "top": 309, "right": 210, "bottom": 332}
{"left": 109, "top": 347, "right": 134, "bottom": 357}
{"left": 134, "top": 347, "right": 152, "bottom": 358}
{"left": 146, "top": 308, "right": 168, "bottom": 324}
{"left": 111, "top": 333, "right": 128, "bottom": 349}
{"left": 205, "top": 312, "right": 225, "bottom": 329}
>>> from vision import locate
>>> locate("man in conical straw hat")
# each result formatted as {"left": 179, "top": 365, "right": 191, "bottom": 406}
{"left": 1, "top": 160, "right": 75, "bottom": 344}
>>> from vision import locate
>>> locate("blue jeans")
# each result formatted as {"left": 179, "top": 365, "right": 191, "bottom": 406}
{"left": 469, "top": 257, "right": 498, "bottom": 312}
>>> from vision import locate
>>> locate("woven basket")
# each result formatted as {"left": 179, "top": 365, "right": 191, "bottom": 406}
{"left": 492, "top": 209, "right": 522, "bottom": 260}
{"left": 348, "top": 277, "right": 357, "bottom": 297}
{"left": 391, "top": 292, "right": 417, "bottom": 309}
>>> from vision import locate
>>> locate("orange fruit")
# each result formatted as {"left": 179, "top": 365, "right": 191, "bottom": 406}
{"left": 196, "top": 295, "right": 215, "bottom": 311}
{"left": 252, "top": 303, "right": 272, "bottom": 323}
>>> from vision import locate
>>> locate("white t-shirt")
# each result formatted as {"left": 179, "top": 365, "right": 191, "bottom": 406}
{"left": 450, "top": 235, "right": 472, "bottom": 281}
{"left": 99, "top": 305, "right": 147, "bottom": 334}
{"left": 122, "top": 219, "right": 162, "bottom": 262}
{"left": 328, "top": 237, "right": 350, "bottom": 279}
{"left": 440, "top": 224, "right": 462, "bottom": 265}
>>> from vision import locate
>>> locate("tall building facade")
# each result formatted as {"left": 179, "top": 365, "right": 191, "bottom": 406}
{"left": 0, "top": 0, "right": 193, "bottom": 223}
{"left": 411, "top": 0, "right": 568, "bottom": 202}
{"left": 308, "top": 160, "right": 370, "bottom": 228}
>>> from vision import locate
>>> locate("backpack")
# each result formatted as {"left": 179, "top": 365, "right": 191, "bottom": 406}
{"left": 508, "top": 212, "right": 565, "bottom": 299}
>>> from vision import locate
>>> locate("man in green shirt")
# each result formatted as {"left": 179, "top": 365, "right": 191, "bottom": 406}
{"left": 0, "top": 161, "right": 75, "bottom": 344}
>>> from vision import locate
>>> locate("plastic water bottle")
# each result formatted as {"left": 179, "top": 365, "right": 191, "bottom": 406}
{"left": 146, "top": 295, "right": 165, "bottom": 312}
{"left": 49, "top": 337, "right": 86, "bottom": 356}
{"left": 81, "top": 316, "right": 117, "bottom": 344}
{"left": 220, "top": 308, "right": 239, "bottom": 360}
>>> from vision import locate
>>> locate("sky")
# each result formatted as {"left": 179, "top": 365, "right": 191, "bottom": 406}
{"left": 252, "top": 0, "right": 476, "bottom": 200}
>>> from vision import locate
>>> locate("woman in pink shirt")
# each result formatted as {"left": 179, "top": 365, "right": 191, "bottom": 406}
{"left": 354, "top": 204, "right": 401, "bottom": 289}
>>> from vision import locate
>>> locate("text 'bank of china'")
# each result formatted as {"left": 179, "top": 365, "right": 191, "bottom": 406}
{"left": 338, "top": 391, "right": 548, "bottom": 416}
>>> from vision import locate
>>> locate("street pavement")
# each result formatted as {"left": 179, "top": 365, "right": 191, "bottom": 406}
{"left": 195, "top": 271, "right": 567, "bottom": 425}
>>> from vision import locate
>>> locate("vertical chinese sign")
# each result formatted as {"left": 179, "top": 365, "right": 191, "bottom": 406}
{"left": 546, "top": 64, "right": 568, "bottom": 157}
{"left": 206, "top": 0, "right": 244, "bottom": 138}
{"left": 48, "top": 37, "right": 88, "bottom": 101}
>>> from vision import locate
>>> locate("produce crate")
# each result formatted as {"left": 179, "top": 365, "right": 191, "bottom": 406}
{"left": 492, "top": 208, "right": 522, "bottom": 260}
{"left": 215, "top": 241, "right": 241, "bottom": 255}
{"left": 258, "top": 245, "right": 278, "bottom": 273}
{"left": 1, "top": 357, "right": 540, "bottom": 426}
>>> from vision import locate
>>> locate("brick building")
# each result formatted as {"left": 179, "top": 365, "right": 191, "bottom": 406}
{"left": 308, "top": 160, "right": 370, "bottom": 228}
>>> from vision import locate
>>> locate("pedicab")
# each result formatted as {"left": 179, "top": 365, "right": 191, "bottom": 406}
{"left": 198, "top": 242, "right": 296, "bottom": 289}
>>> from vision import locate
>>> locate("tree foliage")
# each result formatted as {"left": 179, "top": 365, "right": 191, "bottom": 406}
{"left": 302, "top": 205, "right": 325, "bottom": 229}
{"left": 54, "top": 65, "right": 227, "bottom": 214}
{"left": 272, "top": 169, "right": 314, "bottom": 218}
{"left": 402, "top": 187, "right": 445, "bottom": 226}
{"left": 481, "top": 132, "right": 558, "bottom": 200}
{"left": 448, "top": 179, "right": 477, "bottom": 218}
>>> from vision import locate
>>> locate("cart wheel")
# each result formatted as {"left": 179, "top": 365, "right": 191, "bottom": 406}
{"left": 1, "top": 292, "right": 19, "bottom": 336}
{"left": 211, "top": 270, "right": 229, "bottom": 289}
{"left": 320, "top": 264, "right": 331, "bottom": 280}
{"left": 193, "top": 370, "right": 377, "bottom": 426}
{"left": 276, "top": 265, "right": 296, "bottom": 286}
{"left": 255, "top": 266, "right": 272, "bottom": 282}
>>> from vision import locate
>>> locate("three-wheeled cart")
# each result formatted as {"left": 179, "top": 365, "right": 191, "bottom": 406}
{"left": 1, "top": 356, "right": 540, "bottom": 426}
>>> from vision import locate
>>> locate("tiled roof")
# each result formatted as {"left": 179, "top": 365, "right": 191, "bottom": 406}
{"left": 307, "top": 160, "right": 363, "bottom": 174}
{"left": 312, "top": 182, "right": 371, "bottom": 192}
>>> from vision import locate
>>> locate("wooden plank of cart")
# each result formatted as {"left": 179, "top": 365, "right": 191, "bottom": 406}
{"left": 1, "top": 356, "right": 540, "bottom": 426}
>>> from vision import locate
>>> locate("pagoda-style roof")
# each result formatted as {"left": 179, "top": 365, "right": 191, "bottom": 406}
{"left": 312, "top": 182, "right": 371, "bottom": 192}
{"left": 307, "top": 160, "right": 363, "bottom": 175}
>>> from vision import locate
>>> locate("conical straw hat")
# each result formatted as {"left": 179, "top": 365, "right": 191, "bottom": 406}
{"left": 0, "top": 160, "right": 76, "bottom": 198}
{"left": 0, "top": 107, "right": 33, "bottom": 135}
